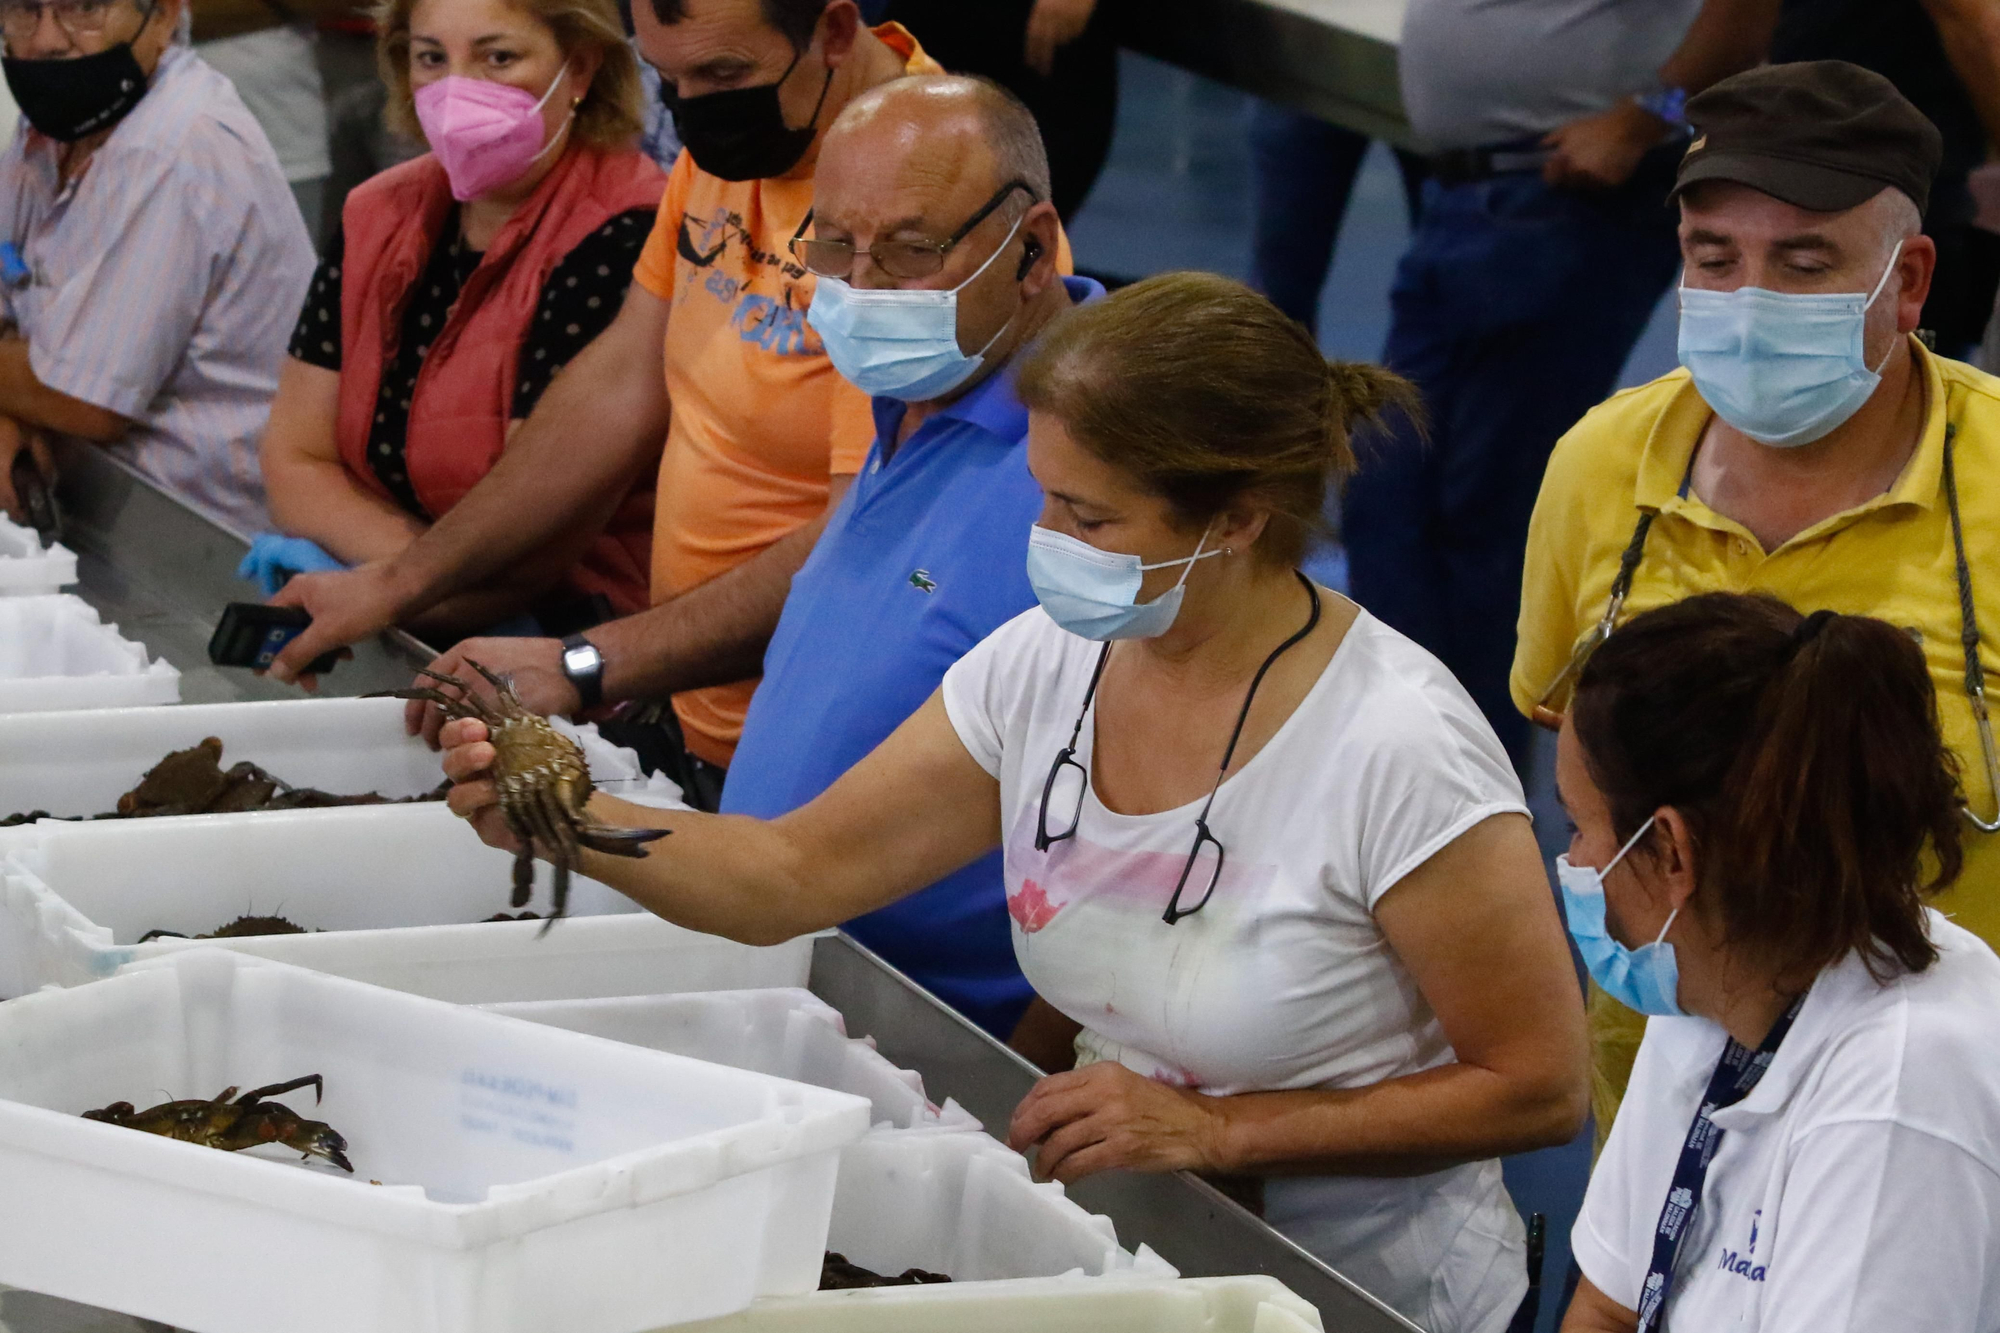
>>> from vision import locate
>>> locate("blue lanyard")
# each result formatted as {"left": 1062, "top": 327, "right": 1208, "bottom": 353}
{"left": 1635, "top": 995, "right": 1804, "bottom": 1332}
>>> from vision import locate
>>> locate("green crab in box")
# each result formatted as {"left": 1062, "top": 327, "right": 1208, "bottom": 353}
{"left": 378, "top": 660, "right": 669, "bottom": 931}
{"left": 82, "top": 1075, "right": 353, "bottom": 1172}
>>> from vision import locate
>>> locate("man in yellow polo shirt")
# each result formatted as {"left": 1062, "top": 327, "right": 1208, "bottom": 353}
{"left": 1514, "top": 61, "right": 2000, "bottom": 1137}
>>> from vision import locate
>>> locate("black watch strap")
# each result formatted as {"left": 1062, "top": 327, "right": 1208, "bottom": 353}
{"left": 559, "top": 633, "right": 605, "bottom": 711}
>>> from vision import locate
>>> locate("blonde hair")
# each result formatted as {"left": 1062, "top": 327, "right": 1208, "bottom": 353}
{"left": 375, "top": 0, "right": 644, "bottom": 153}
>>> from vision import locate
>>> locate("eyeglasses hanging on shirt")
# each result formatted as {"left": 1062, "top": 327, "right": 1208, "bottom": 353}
{"left": 1533, "top": 422, "right": 2000, "bottom": 833}
{"left": 1034, "top": 572, "right": 1323, "bottom": 925}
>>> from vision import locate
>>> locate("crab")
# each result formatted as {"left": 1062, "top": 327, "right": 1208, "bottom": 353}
{"left": 374, "top": 660, "right": 668, "bottom": 931}
{"left": 82, "top": 1074, "right": 353, "bottom": 1172}
{"left": 138, "top": 914, "right": 311, "bottom": 944}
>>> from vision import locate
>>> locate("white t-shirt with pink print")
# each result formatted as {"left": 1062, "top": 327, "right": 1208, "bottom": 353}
{"left": 942, "top": 600, "right": 1535, "bottom": 1333}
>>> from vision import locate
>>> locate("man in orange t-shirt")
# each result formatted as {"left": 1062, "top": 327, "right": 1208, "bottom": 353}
{"left": 270, "top": 0, "right": 939, "bottom": 807}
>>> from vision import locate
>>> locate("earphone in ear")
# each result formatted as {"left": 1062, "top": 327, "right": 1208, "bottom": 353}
{"left": 1015, "top": 237, "right": 1044, "bottom": 281}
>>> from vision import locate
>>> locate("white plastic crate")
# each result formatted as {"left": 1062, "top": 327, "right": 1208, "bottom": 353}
{"left": 0, "top": 696, "right": 681, "bottom": 820}
{"left": 0, "top": 802, "right": 809, "bottom": 1002}
{"left": 0, "top": 596, "right": 178, "bottom": 712}
{"left": 674, "top": 1274, "right": 1323, "bottom": 1333}
{"left": 0, "top": 517, "right": 76, "bottom": 596}
{"left": 824, "top": 1130, "right": 1177, "bottom": 1283}
{"left": 486, "top": 990, "right": 1176, "bottom": 1285}
{"left": 486, "top": 989, "right": 981, "bottom": 1134}
{"left": 0, "top": 949, "right": 872, "bottom": 1333}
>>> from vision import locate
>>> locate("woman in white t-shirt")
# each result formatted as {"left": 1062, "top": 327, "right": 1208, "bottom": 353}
{"left": 1555, "top": 592, "right": 2000, "bottom": 1333}
{"left": 437, "top": 272, "right": 1589, "bottom": 1332}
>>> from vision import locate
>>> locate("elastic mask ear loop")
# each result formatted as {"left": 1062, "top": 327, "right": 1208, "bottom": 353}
{"left": 1139, "top": 522, "right": 1225, "bottom": 585}
{"left": 1862, "top": 239, "right": 1906, "bottom": 376}
{"left": 960, "top": 217, "right": 1032, "bottom": 366}
{"left": 1602, "top": 815, "right": 1677, "bottom": 947}
{"left": 1599, "top": 813, "right": 1658, "bottom": 882}
{"left": 949, "top": 211, "right": 1029, "bottom": 296}
{"left": 528, "top": 63, "right": 576, "bottom": 167}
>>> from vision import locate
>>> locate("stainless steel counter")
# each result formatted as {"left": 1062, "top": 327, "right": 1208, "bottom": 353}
{"left": 1128, "top": 0, "right": 1414, "bottom": 149}
{"left": 48, "top": 439, "right": 431, "bottom": 704}
{"left": 31, "top": 451, "right": 1424, "bottom": 1333}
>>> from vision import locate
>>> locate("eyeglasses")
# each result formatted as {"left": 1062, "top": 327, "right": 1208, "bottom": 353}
{"left": 790, "top": 179, "right": 1036, "bottom": 281}
{"left": 0, "top": 0, "right": 132, "bottom": 45}
{"left": 1034, "top": 573, "right": 1323, "bottom": 925}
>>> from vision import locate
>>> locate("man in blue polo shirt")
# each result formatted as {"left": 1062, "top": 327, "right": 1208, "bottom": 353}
{"left": 720, "top": 74, "right": 1101, "bottom": 1043}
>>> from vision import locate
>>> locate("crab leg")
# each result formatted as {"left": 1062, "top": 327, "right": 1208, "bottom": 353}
{"left": 463, "top": 659, "right": 522, "bottom": 711}
{"left": 497, "top": 800, "right": 540, "bottom": 907}
{"left": 238, "top": 1075, "right": 324, "bottom": 1107}
{"left": 577, "top": 822, "right": 671, "bottom": 857}
{"left": 510, "top": 843, "right": 536, "bottom": 909}
{"left": 513, "top": 787, "right": 569, "bottom": 913}
{"left": 535, "top": 784, "right": 586, "bottom": 933}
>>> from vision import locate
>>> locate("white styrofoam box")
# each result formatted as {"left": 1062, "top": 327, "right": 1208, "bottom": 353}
{"left": 0, "top": 802, "right": 808, "bottom": 1002}
{"left": 486, "top": 989, "right": 982, "bottom": 1135}
{"left": 0, "top": 695, "right": 682, "bottom": 819}
{"left": 824, "top": 1130, "right": 1177, "bottom": 1283}
{"left": 485, "top": 991, "right": 1176, "bottom": 1285}
{"left": 0, "top": 949, "right": 873, "bottom": 1333}
{"left": 674, "top": 1274, "right": 1323, "bottom": 1333}
{"left": 0, "top": 516, "right": 76, "bottom": 596}
{"left": 0, "top": 596, "right": 178, "bottom": 712}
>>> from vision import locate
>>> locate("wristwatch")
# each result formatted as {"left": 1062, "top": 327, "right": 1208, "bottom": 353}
{"left": 559, "top": 633, "right": 605, "bottom": 711}
{"left": 1635, "top": 86, "right": 1690, "bottom": 131}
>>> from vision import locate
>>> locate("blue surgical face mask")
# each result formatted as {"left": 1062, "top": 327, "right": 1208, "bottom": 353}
{"left": 1677, "top": 241, "right": 1903, "bottom": 448}
{"left": 1556, "top": 816, "right": 1684, "bottom": 1017}
{"left": 806, "top": 214, "right": 1025, "bottom": 402}
{"left": 1026, "top": 524, "right": 1225, "bottom": 641}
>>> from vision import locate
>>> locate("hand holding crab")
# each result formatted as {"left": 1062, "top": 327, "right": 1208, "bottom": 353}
{"left": 382, "top": 661, "right": 667, "bottom": 931}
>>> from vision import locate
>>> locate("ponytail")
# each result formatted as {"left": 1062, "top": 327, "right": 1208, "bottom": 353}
{"left": 1016, "top": 271, "right": 1420, "bottom": 568}
{"left": 1573, "top": 592, "right": 1963, "bottom": 982}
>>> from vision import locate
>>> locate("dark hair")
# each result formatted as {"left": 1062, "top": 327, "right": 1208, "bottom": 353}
{"left": 1573, "top": 592, "right": 1963, "bottom": 981}
{"left": 1014, "top": 271, "right": 1419, "bottom": 568}
{"left": 649, "top": 0, "right": 827, "bottom": 49}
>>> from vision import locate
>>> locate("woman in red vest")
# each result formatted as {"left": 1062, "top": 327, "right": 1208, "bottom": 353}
{"left": 256, "top": 0, "right": 665, "bottom": 638}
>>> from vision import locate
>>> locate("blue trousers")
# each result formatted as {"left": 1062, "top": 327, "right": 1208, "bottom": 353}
{"left": 1247, "top": 102, "right": 1426, "bottom": 328}
{"left": 1344, "top": 150, "right": 1682, "bottom": 766}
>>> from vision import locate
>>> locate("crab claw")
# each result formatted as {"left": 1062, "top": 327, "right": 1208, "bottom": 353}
{"left": 296, "top": 1122, "right": 353, "bottom": 1173}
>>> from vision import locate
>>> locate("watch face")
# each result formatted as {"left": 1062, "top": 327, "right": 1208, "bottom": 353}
{"left": 564, "top": 646, "right": 598, "bottom": 673}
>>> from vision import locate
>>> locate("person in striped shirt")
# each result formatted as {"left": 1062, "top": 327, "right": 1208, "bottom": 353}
{"left": 0, "top": 0, "right": 314, "bottom": 536}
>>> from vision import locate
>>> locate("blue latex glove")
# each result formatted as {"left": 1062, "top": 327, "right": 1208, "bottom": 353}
{"left": 237, "top": 533, "right": 348, "bottom": 598}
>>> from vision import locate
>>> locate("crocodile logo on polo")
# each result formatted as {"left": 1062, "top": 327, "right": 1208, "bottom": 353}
{"left": 909, "top": 570, "right": 937, "bottom": 594}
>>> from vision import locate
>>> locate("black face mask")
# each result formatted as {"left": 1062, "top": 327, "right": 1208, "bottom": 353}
{"left": 2, "top": 40, "right": 149, "bottom": 143}
{"left": 660, "top": 47, "right": 833, "bottom": 183}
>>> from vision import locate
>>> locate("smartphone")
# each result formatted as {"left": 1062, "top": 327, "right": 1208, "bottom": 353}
{"left": 208, "top": 603, "right": 343, "bottom": 677}
{"left": 10, "top": 449, "right": 60, "bottom": 543}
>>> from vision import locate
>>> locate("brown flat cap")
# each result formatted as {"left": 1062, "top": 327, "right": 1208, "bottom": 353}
{"left": 1673, "top": 61, "right": 1942, "bottom": 215}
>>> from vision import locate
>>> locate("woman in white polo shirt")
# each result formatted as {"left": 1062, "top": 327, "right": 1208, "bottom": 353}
{"left": 437, "top": 272, "right": 1590, "bottom": 1333}
{"left": 1557, "top": 592, "right": 2000, "bottom": 1333}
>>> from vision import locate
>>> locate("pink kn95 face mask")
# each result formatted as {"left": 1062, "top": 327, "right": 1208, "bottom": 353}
{"left": 414, "top": 65, "right": 572, "bottom": 202}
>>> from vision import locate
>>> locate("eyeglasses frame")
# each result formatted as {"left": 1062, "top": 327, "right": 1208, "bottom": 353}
{"left": 789, "top": 178, "right": 1038, "bottom": 281}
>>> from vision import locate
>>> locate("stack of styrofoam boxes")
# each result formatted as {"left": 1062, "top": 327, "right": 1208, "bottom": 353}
{"left": 0, "top": 516, "right": 178, "bottom": 712}
{"left": 481, "top": 989, "right": 1319, "bottom": 1333}
{"left": 0, "top": 696, "right": 1327, "bottom": 1332}
{"left": 0, "top": 515, "right": 76, "bottom": 598}
{"left": 0, "top": 949, "right": 874, "bottom": 1333}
